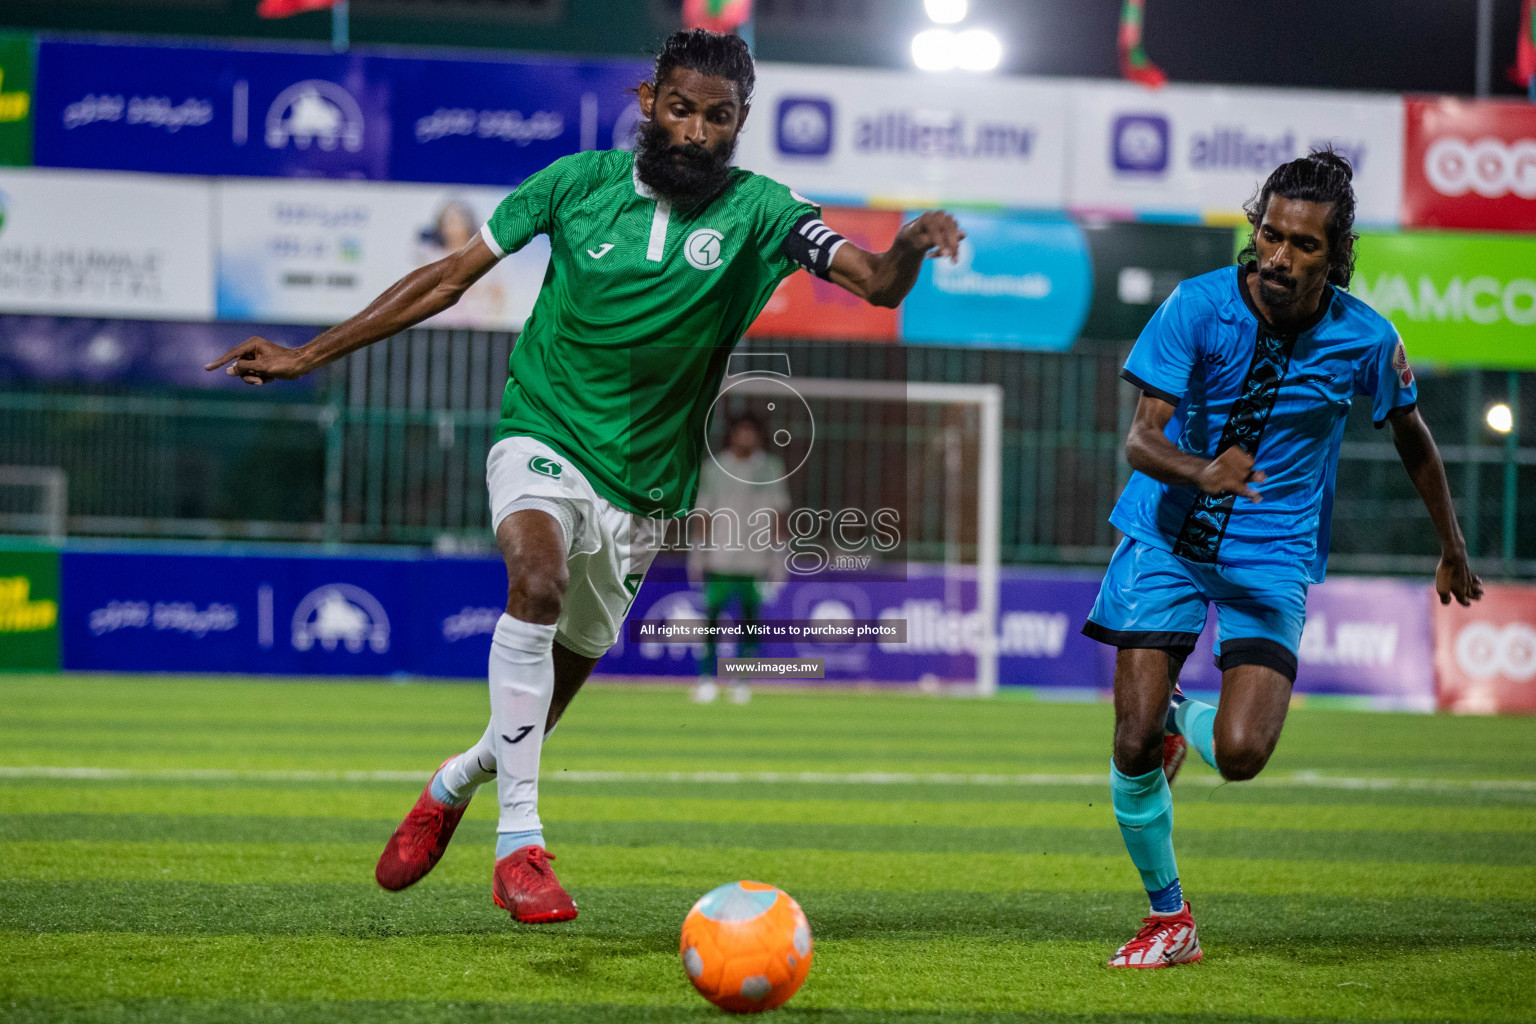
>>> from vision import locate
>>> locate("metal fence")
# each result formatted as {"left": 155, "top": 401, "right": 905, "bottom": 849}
{"left": 1, "top": 328, "right": 1533, "bottom": 576}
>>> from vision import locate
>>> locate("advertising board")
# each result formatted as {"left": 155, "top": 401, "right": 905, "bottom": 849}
{"left": 1350, "top": 229, "right": 1536, "bottom": 369}
{"left": 1404, "top": 98, "right": 1536, "bottom": 232}
{"left": 1434, "top": 583, "right": 1536, "bottom": 715}
{"left": 1177, "top": 575, "right": 1436, "bottom": 709}
{"left": 216, "top": 179, "right": 550, "bottom": 329}
{"left": 747, "top": 207, "right": 901, "bottom": 341}
{"left": 0, "top": 35, "right": 33, "bottom": 167}
{"left": 899, "top": 212, "right": 1092, "bottom": 350}
{"left": 0, "top": 168, "right": 214, "bottom": 320}
{"left": 1078, "top": 221, "right": 1237, "bottom": 341}
{"left": 733, "top": 63, "right": 1070, "bottom": 208}
{"left": 1067, "top": 81, "right": 1404, "bottom": 226}
{"left": 33, "top": 40, "right": 646, "bottom": 186}
{"left": 0, "top": 548, "right": 59, "bottom": 671}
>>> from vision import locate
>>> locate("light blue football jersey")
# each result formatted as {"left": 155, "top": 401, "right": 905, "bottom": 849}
{"left": 1112, "top": 265, "right": 1418, "bottom": 583}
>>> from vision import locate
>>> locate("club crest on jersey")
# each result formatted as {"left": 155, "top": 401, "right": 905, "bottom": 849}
{"left": 529, "top": 456, "right": 563, "bottom": 478}
{"left": 1393, "top": 337, "right": 1414, "bottom": 388}
{"left": 684, "top": 228, "right": 725, "bottom": 271}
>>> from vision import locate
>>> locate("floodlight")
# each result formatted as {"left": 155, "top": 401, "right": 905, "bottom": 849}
{"left": 924, "top": 0, "right": 967, "bottom": 24}
{"left": 911, "top": 29, "right": 958, "bottom": 71}
{"left": 954, "top": 29, "right": 1002, "bottom": 71}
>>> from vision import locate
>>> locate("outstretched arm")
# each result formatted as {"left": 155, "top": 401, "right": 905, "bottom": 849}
{"left": 1389, "top": 407, "right": 1484, "bottom": 606}
{"left": 1125, "top": 393, "right": 1266, "bottom": 501}
{"left": 205, "top": 233, "right": 501, "bottom": 385}
{"left": 826, "top": 211, "right": 964, "bottom": 309}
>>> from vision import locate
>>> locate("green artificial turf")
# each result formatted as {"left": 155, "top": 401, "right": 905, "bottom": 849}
{"left": 2, "top": 675, "right": 1534, "bottom": 1023}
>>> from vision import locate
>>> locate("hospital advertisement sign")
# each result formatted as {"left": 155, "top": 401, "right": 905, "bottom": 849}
{"left": 1350, "top": 230, "right": 1536, "bottom": 369}
{"left": 0, "top": 167, "right": 214, "bottom": 320}
{"left": 1404, "top": 98, "right": 1536, "bottom": 233}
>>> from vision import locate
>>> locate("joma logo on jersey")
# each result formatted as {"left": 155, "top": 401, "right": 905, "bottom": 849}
{"left": 529, "top": 456, "right": 563, "bottom": 478}
{"left": 685, "top": 229, "right": 725, "bottom": 271}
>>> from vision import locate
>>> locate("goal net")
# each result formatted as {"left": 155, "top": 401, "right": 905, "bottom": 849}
{"left": 688, "top": 364, "right": 1002, "bottom": 695}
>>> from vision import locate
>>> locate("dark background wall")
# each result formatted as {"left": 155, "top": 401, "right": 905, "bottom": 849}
{"left": 1, "top": 0, "right": 1530, "bottom": 98}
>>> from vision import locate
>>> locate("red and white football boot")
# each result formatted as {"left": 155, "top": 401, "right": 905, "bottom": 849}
{"left": 493, "top": 845, "right": 579, "bottom": 923}
{"left": 1164, "top": 683, "right": 1189, "bottom": 784}
{"left": 374, "top": 758, "right": 471, "bottom": 891}
{"left": 1107, "top": 902, "right": 1203, "bottom": 968}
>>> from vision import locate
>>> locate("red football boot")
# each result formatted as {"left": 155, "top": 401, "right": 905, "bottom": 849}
{"left": 375, "top": 758, "right": 471, "bottom": 891}
{"left": 1107, "top": 902, "right": 1203, "bottom": 968}
{"left": 492, "top": 845, "right": 578, "bottom": 923}
{"left": 1164, "top": 683, "right": 1189, "bottom": 784}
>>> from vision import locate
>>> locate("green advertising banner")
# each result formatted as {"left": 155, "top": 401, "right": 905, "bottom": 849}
{"left": 0, "top": 34, "right": 33, "bottom": 166}
{"left": 1351, "top": 231, "right": 1536, "bottom": 369}
{"left": 0, "top": 548, "right": 59, "bottom": 670}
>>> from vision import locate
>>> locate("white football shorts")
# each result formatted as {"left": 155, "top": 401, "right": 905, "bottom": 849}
{"left": 485, "top": 435, "right": 662, "bottom": 659}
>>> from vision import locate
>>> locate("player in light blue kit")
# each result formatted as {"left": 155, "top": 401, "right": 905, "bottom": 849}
{"left": 1082, "top": 150, "right": 1484, "bottom": 968}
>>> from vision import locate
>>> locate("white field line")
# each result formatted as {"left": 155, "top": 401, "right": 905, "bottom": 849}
{"left": 0, "top": 765, "right": 1533, "bottom": 794}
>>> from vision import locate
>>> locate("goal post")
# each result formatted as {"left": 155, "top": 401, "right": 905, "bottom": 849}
{"left": 718, "top": 377, "right": 1004, "bottom": 696}
{"left": 0, "top": 466, "right": 68, "bottom": 543}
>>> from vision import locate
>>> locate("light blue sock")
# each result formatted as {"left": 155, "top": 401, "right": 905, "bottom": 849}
{"left": 496, "top": 829, "right": 545, "bottom": 860}
{"left": 429, "top": 772, "right": 473, "bottom": 808}
{"left": 1110, "top": 761, "right": 1180, "bottom": 908}
{"left": 1175, "top": 698, "right": 1218, "bottom": 770}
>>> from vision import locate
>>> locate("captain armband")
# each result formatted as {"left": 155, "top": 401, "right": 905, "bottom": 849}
{"left": 780, "top": 212, "right": 849, "bottom": 281}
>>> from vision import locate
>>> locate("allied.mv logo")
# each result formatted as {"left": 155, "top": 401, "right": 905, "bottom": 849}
{"left": 685, "top": 229, "right": 725, "bottom": 271}
{"left": 529, "top": 456, "right": 563, "bottom": 478}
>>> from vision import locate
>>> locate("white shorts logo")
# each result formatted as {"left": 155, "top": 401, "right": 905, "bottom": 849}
{"left": 1423, "top": 137, "right": 1536, "bottom": 199}
{"left": 685, "top": 228, "right": 725, "bottom": 271}
{"left": 292, "top": 583, "right": 390, "bottom": 653}
{"left": 1454, "top": 621, "right": 1536, "bottom": 681}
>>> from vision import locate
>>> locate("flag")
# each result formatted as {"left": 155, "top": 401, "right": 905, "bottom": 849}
{"left": 258, "top": 0, "right": 336, "bottom": 18}
{"left": 1512, "top": 0, "right": 1536, "bottom": 88}
{"left": 683, "top": 0, "right": 753, "bottom": 33}
{"left": 1118, "top": 0, "right": 1167, "bottom": 89}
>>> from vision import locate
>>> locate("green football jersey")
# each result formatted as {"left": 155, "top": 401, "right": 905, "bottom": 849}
{"left": 482, "top": 148, "right": 819, "bottom": 518}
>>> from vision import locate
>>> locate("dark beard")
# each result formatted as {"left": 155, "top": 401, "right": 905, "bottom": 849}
{"left": 1256, "top": 267, "right": 1302, "bottom": 315}
{"left": 633, "top": 117, "right": 736, "bottom": 209}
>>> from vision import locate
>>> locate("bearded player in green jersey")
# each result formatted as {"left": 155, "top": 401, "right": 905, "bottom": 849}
{"left": 207, "top": 29, "right": 963, "bottom": 923}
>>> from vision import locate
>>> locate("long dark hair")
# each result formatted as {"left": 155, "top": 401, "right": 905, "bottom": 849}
{"left": 1237, "top": 146, "right": 1359, "bottom": 288}
{"left": 650, "top": 28, "right": 756, "bottom": 104}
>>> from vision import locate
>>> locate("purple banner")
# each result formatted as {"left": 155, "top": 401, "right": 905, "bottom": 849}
{"left": 54, "top": 545, "right": 1437, "bottom": 707}
{"left": 1176, "top": 575, "right": 1435, "bottom": 707}
{"left": 0, "top": 316, "right": 317, "bottom": 390}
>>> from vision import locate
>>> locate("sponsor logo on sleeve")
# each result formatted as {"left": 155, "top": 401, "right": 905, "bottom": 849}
{"left": 1392, "top": 337, "right": 1414, "bottom": 388}
{"left": 529, "top": 455, "right": 563, "bottom": 478}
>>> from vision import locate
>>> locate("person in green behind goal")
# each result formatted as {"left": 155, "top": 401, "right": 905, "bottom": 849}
{"left": 206, "top": 29, "right": 963, "bottom": 925}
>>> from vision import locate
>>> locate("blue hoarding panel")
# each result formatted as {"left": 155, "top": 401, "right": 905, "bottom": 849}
{"left": 36, "top": 43, "right": 390, "bottom": 180}
{"left": 386, "top": 55, "right": 646, "bottom": 186}
{"left": 900, "top": 213, "right": 1094, "bottom": 350}
{"left": 33, "top": 40, "right": 647, "bottom": 186}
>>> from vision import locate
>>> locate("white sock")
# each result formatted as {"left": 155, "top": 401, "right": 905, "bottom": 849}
{"left": 489, "top": 613, "right": 558, "bottom": 836}
{"left": 436, "top": 723, "right": 498, "bottom": 805}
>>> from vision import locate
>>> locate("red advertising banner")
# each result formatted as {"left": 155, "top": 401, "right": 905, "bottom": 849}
{"left": 1433, "top": 583, "right": 1536, "bottom": 715}
{"left": 748, "top": 208, "right": 902, "bottom": 342}
{"left": 1404, "top": 98, "right": 1536, "bottom": 232}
